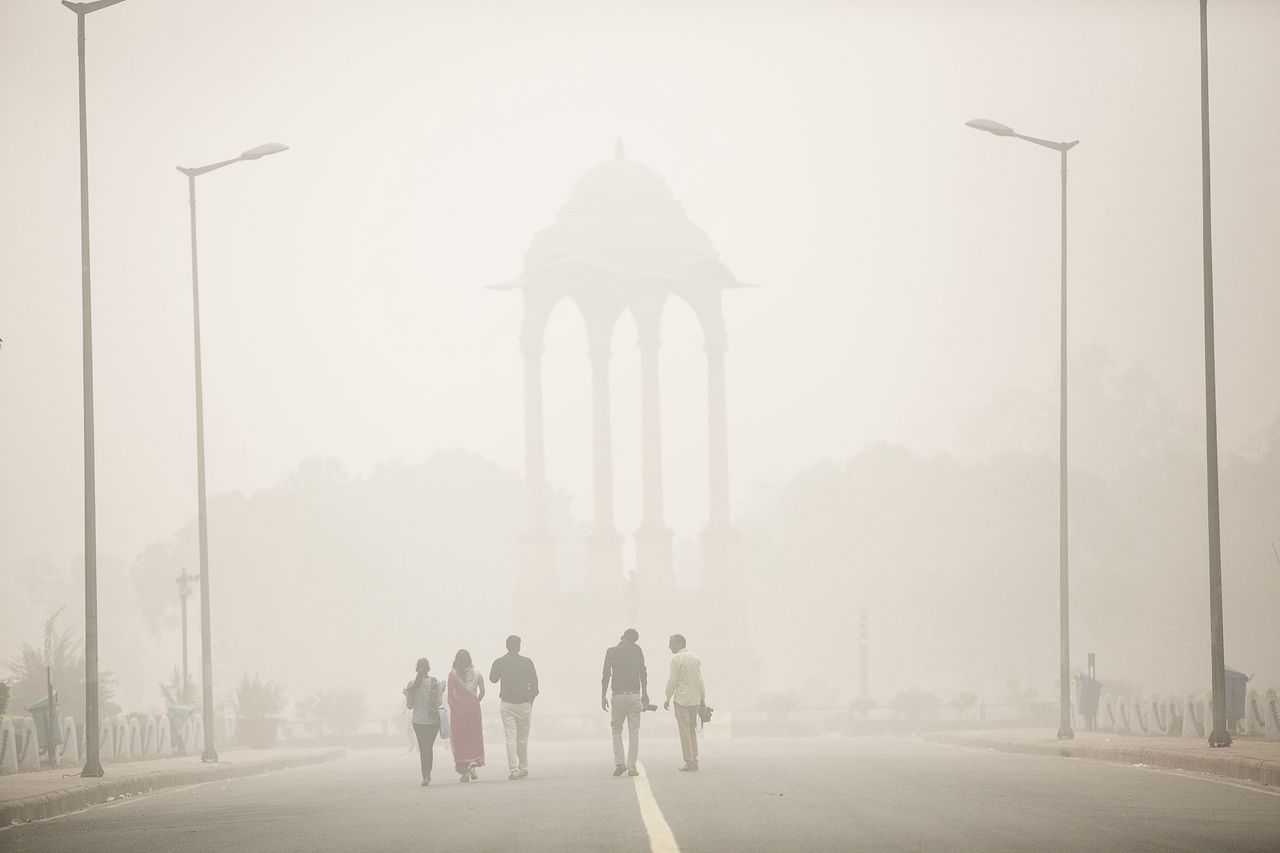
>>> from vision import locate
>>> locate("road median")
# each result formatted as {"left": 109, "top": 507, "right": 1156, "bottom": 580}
{"left": 1, "top": 747, "right": 346, "bottom": 826}
{"left": 924, "top": 728, "right": 1280, "bottom": 788}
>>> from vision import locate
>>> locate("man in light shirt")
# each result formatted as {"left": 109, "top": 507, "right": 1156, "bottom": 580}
{"left": 663, "top": 633, "right": 705, "bottom": 772}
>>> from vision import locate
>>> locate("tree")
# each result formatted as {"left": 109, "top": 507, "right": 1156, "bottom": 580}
{"left": 158, "top": 666, "right": 197, "bottom": 707}
{"left": 236, "top": 674, "right": 286, "bottom": 719}
{"left": 888, "top": 688, "right": 940, "bottom": 721}
{"left": 6, "top": 609, "right": 116, "bottom": 725}
{"left": 298, "top": 687, "right": 366, "bottom": 736}
{"left": 950, "top": 692, "right": 979, "bottom": 717}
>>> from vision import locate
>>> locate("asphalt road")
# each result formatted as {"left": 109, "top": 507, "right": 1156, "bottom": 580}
{"left": 3, "top": 737, "right": 1279, "bottom": 852}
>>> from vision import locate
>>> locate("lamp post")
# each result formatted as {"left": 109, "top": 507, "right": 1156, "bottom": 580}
{"left": 178, "top": 142, "right": 288, "bottom": 762}
{"left": 61, "top": 0, "right": 130, "bottom": 780}
{"left": 1198, "top": 0, "right": 1231, "bottom": 749}
{"left": 966, "top": 117, "right": 1078, "bottom": 740}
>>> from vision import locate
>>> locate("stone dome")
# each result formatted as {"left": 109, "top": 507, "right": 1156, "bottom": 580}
{"left": 562, "top": 155, "right": 682, "bottom": 214}
{"left": 525, "top": 142, "right": 718, "bottom": 265}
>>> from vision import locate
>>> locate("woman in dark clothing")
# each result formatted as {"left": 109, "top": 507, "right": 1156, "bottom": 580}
{"left": 403, "top": 657, "right": 443, "bottom": 785}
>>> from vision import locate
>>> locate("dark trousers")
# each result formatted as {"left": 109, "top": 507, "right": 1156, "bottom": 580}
{"left": 413, "top": 723, "right": 439, "bottom": 780}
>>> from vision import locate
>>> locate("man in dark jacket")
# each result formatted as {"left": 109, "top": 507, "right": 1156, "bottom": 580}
{"left": 490, "top": 635, "right": 539, "bottom": 779}
{"left": 601, "top": 627, "right": 649, "bottom": 776}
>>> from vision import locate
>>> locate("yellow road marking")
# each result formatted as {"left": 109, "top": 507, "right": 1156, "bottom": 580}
{"left": 632, "top": 762, "right": 681, "bottom": 853}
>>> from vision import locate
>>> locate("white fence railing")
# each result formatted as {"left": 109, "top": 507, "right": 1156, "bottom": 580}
{"left": 1088, "top": 687, "right": 1278, "bottom": 740}
{"left": 0, "top": 711, "right": 216, "bottom": 775}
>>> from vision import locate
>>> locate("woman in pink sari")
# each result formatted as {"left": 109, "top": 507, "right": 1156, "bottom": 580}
{"left": 448, "top": 649, "right": 486, "bottom": 782}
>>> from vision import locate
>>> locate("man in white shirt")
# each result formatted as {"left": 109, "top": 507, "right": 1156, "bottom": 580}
{"left": 663, "top": 634, "right": 705, "bottom": 772}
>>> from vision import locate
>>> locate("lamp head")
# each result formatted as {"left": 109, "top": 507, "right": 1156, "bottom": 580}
{"left": 965, "top": 118, "right": 1016, "bottom": 137}
{"left": 239, "top": 143, "right": 289, "bottom": 161}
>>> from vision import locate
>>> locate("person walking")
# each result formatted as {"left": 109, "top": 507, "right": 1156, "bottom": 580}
{"left": 489, "top": 635, "right": 539, "bottom": 780}
{"left": 601, "top": 627, "right": 648, "bottom": 777}
{"left": 403, "top": 657, "right": 444, "bottom": 786}
{"left": 447, "top": 649, "right": 486, "bottom": 783}
{"left": 663, "top": 634, "right": 704, "bottom": 772}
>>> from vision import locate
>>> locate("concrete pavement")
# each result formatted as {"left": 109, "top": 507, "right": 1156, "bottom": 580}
{"left": 3, "top": 738, "right": 1279, "bottom": 852}
{"left": 0, "top": 747, "right": 345, "bottom": 826}
{"left": 925, "top": 728, "right": 1280, "bottom": 788}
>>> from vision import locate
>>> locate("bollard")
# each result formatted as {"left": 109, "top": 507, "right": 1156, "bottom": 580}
{"left": 158, "top": 714, "right": 173, "bottom": 757}
{"left": 98, "top": 717, "right": 115, "bottom": 761}
{"left": 1115, "top": 700, "right": 1131, "bottom": 735}
{"left": 1265, "top": 689, "right": 1280, "bottom": 743}
{"left": 191, "top": 713, "right": 206, "bottom": 756}
{"left": 1181, "top": 695, "right": 1205, "bottom": 739}
{"left": 112, "top": 715, "right": 130, "bottom": 761}
{"left": 142, "top": 716, "right": 159, "bottom": 758}
{"left": 1101, "top": 696, "right": 1118, "bottom": 733}
{"left": 57, "top": 716, "right": 80, "bottom": 766}
{"left": 1244, "top": 689, "right": 1264, "bottom": 737}
{"left": 17, "top": 718, "right": 41, "bottom": 772}
{"left": 0, "top": 719, "right": 18, "bottom": 775}
{"left": 129, "top": 717, "right": 144, "bottom": 759}
{"left": 1155, "top": 697, "right": 1181, "bottom": 736}
{"left": 1131, "top": 699, "right": 1152, "bottom": 735}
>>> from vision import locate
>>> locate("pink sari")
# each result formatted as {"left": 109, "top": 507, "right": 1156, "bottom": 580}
{"left": 447, "top": 669, "right": 485, "bottom": 775}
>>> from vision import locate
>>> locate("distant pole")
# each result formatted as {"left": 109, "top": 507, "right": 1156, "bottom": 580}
{"left": 177, "top": 569, "right": 196, "bottom": 704}
{"left": 63, "top": 0, "right": 131, "bottom": 780}
{"left": 45, "top": 666, "right": 57, "bottom": 770}
{"left": 1199, "top": 0, "right": 1231, "bottom": 749}
{"left": 858, "top": 611, "right": 869, "bottom": 699}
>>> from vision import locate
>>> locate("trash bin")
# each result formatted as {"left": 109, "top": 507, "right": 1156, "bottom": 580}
{"left": 1074, "top": 674, "right": 1102, "bottom": 731}
{"left": 1223, "top": 667, "right": 1249, "bottom": 729}
{"left": 167, "top": 704, "right": 195, "bottom": 750}
{"left": 27, "top": 690, "right": 63, "bottom": 751}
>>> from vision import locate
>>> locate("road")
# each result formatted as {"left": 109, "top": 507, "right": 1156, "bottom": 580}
{"left": 3, "top": 737, "right": 1279, "bottom": 852}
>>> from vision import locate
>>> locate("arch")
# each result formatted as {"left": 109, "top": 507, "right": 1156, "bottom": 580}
{"left": 541, "top": 294, "right": 594, "bottom": 528}
{"left": 658, "top": 294, "right": 710, "bottom": 539}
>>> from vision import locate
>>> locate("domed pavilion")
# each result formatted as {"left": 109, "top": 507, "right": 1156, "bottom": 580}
{"left": 499, "top": 141, "right": 751, "bottom": 597}
{"left": 496, "top": 142, "right": 759, "bottom": 707}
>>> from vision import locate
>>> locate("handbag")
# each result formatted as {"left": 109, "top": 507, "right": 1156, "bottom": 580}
{"left": 438, "top": 706, "right": 451, "bottom": 740}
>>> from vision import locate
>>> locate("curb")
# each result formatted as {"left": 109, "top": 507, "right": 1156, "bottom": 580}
{"left": 923, "top": 733, "right": 1280, "bottom": 788}
{"left": 1, "top": 749, "right": 346, "bottom": 827}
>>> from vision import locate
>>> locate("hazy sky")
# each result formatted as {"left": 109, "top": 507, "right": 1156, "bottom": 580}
{"left": 2, "top": 0, "right": 1278, "bottom": 677}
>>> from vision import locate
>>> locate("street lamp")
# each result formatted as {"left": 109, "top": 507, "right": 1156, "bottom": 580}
{"left": 967, "top": 117, "right": 1079, "bottom": 741}
{"left": 61, "top": 0, "right": 131, "bottom": 780}
{"left": 178, "top": 142, "right": 288, "bottom": 762}
{"left": 1197, "top": 0, "right": 1230, "bottom": 748}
